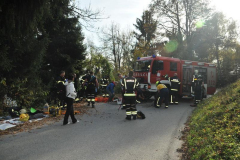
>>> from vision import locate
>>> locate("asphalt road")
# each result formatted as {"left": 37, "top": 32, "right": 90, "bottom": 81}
{"left": 0, "top": 99, "right": 195, "bottom": 160}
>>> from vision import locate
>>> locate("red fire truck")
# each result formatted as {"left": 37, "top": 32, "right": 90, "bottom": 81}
{"left": 133, "top": 55, "right": 217, "bottom": 99}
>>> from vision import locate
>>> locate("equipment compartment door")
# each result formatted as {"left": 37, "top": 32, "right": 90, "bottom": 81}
{"left": 207, "top": 67, "right": 217, "bottom": 94}
{"left": 182, "top": 66, "right": 193, "bottom": 96}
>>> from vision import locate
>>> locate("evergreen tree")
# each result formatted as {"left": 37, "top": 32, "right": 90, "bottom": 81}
{"left": 0, "top": 0, "right": 50, "bottom": 108}
{"left": 133, "top": 10, "right": 157, "bottom": 56}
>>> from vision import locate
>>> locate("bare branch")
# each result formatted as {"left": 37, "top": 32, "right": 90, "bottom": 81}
{"left": 68, "top": 4, "right": 109, "bottom": 32}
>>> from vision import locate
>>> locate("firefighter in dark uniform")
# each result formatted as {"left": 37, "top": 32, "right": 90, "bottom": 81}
{"left": 79, "top": 73, "right": 89, "bottom": 101}
{"left": 56, "top": 70, "right": 67, "bottom": 108}
{"left": 156, "top": 81, "right": 169, "bottom": 108}
{"left": 86, "top": 71, "right": 99, "bottom": 108}
{"left": 121, "top": 71, "right": 139, "bottom": 120}
{"left": 73, "top": 73, "right": 81, "bottom": 102}
{"left": 191, "top": 74, "right": 204, "bottom": 106}
{"left": 169, "top": 73, "right": 180, "bottom": 104}
{"left": 118, "top": 73, "right": 126, "bottom": 109}
{"left": 100, "top": 76, "right": 109, "bottom": 97}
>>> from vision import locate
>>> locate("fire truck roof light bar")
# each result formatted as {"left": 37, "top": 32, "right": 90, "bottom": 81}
{"left": 185, "top": 61, "right": 192, "bottom": 64}
{"left": 198, "top": 62, "right": 204, "bottom": 66}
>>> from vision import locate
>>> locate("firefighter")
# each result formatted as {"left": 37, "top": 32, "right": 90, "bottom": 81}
{"left": 86, "top": 71, "right": 99, "bottom": 108}
{"left": 56, "top": 70, "right": 67, "bottom": 108}
{"left": 73, "top": 73, "right": 81, "bottom": 102}
{"left": 191, "top": 75, "right": 204, "bottom": 106}
{"left": 121, "top": 71, "right": 139, "bottom": 120}
{"left": 100, "top": 76, "right": 109, "bottom": 97}
{"left": 118, "top": 73, "right": 126, "bottom": 109}
{"left": 78, "top": 76, "right": 84, "bottom": 101}
{"left": 155, "top": 81, "right": 169, "bottom": 108}
{"left": 169, "top": 73, "right": 181, "bottom": 104}
{"left": 80, "top": 72, "right": 90, "bottom": 101}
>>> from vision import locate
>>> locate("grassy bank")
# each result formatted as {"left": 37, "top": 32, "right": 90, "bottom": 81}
{"left": 182, "top": 79, "right": 240, "bottom": 159}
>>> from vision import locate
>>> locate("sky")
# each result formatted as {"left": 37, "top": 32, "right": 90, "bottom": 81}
{"left": 76, "top": 0, "right": 240, "bottom": 45}
{"left": 76, "top": 0, "right": 152, "bottom": 45}
{"left": 211, "top": 0, "right": 240, "bottom": 22}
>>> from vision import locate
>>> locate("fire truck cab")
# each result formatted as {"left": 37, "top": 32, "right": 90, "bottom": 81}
{"left": 133, "top": 55, "right": 216, "bottom": 99}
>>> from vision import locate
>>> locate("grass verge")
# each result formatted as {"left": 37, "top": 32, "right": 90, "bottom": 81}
{"left": 180, "top": 79, "right": 240, "bottom": 159}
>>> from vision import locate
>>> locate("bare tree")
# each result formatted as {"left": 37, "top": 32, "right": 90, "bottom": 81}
{"left": 99, "top": 23, "right": 136, "bottom": 73}
{"left": 69, "top": 2, "right": 108, "bottom": 32}
{"left": 150, "top": 0, "right": 212, "bottom": 59}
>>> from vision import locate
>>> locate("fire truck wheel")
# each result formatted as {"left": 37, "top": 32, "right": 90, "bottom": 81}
{"left": 143, "top": 91, "right": 152, "bottom": 100}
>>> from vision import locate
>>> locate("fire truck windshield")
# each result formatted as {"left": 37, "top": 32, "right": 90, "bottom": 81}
{"left": 134, "top": 60, "right": 152, "bottom": 72}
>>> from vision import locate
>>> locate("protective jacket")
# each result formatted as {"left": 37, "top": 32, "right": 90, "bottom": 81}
{"left": 56, "top": 76, "right": 66, "bottom": 101}
{"left": 122, "top": 76, "right": 139, "bottom": 120}
{"left": 122, "top": 77, "right": 139, "bottom": 95}
{"left": 169, "top": 76, "right": 180, "bottom": 104}
{"left": 56, "top": 76, "right": 66, "bottom": 92}
{"left": 170, "top": 76, "right": 180, "bottom": 91}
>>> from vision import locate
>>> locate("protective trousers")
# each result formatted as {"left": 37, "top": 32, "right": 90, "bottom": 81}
{"left": 78, "top": 88, "right": 85, "bottom": 100}
{"left": 86, "top": 84, "right": 95, "bottom": 106}
{"left": 170, "top": 90, "right": 178, "bottom": 104}
{"left": 101, "top": 85, "right": 108, "bottom": 97}
{"left": 58, "top": 92, "right": 66, "bottom": 108}
{"left": 124, "top": 96, "right": 137, "bottom": 120}
{"left": 194, "top": 86, "right": 202, "bottom": 104}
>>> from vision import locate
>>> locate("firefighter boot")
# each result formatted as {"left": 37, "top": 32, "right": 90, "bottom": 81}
{"left": 132, "top": 115, "right": 137, "bottom": 120}
{"left": 92, "top": 104, "right": 95, "bottom": 108}
{"left": 125, "top": 115, "right": 131, "bottom": 120}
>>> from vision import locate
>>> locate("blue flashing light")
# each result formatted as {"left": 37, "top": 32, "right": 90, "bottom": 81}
{"left": 137, "top": 57, "right": 140, "bottom": 60}
{"left": 152, "top": 54, "right": 156, "bottom": 58}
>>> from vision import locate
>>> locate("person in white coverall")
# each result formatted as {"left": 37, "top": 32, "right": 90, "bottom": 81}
{"left": 63, "top": 73, "right": 78, "bottom": 125}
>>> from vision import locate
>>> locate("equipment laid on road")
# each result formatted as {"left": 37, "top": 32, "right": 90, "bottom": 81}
{"left": 137, "top": 111, "right": 146, "bottom": 119}
{"left": 19, "top": 114, "right": 29, "bottom": 122}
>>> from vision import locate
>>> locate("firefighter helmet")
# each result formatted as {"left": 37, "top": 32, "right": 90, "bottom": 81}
{"left": 19, "top": 109, "right": 27, "bottom": 114}
{"left": 19, "top": 114, "right": 29, "bottom": 122}
{"left": 156, "top": 81, "right": 161, "bottom": 86}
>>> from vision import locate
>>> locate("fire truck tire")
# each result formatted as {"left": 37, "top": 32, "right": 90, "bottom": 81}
{"left": 143, "top": 91, "right": 152, "bottom": 100}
